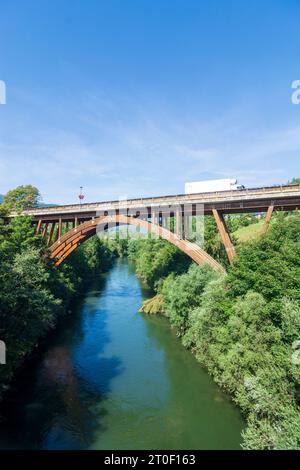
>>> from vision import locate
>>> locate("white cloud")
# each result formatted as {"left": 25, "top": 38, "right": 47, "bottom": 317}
{"left": 0, "top": 88, "right": 299, "bottom": 203}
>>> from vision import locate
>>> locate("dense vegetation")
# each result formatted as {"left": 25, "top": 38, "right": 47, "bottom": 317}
{"left": 132, "top": 212, "right": 300, "bottom": 449}
{"left": 0, "top": 203, "right": 118, "bottom": 397}
{"left": 128, "top": 237, "right": 191, "bottom": 290}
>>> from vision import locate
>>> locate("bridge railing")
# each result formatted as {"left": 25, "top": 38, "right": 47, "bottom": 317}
{"left": 9, "top": 183, "right": 300, "bottom": 217}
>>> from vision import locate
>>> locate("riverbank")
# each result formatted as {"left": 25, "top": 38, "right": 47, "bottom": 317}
{"left": 131, "top": 214, "right": 300, "bottom": 450}
{"left": 0, "top": 259, "right": 244, "bottom": 449}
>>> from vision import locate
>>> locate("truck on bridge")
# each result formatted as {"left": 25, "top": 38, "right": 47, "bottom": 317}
{"left": 185, "top": 178, "right": 244, "bottom": 194}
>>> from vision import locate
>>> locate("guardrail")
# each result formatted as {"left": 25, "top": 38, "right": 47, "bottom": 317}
{"left": 10, "top": 183, "right": 300, "bottom": 217}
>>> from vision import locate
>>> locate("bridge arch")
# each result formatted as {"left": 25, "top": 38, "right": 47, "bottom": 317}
{"left": 49, "top": 214, "right": 226, "bottom": 274}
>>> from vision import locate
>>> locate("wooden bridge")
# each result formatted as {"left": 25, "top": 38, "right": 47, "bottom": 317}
{"left": 15, "top": 183, "right": 300, "bottom": 272}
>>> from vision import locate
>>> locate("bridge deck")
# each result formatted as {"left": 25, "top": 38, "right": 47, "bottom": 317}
{"left": 12, "top": 183, "right": 300, "bottom": 221}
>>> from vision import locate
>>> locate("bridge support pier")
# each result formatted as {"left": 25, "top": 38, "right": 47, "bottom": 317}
{"left": 36, "top": 219, "right": 42, "bottom": 235}
{"left": 41, "top": 222, "right": 48, "bottom": 238}
{"left": 54, "top": 223, "right": 60, "bottom": 243}
{"left": 262, "top": 205, "right": 274, "bottom": 234}
{"left": 47, "top": 222, "right": 56, "bottom": 246}
{"left": 58, "top": 218, "right": 62, "bottom": 240}
{"left": 212, "top": 209, "right": 236, "bottom": 264}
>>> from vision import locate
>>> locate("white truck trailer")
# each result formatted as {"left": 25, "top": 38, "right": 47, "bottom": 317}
{"left": 185, "top": 178, "right": 244, "bottom": 194}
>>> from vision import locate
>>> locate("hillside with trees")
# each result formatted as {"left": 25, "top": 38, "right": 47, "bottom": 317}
{"left": 132, "top": 212, "right": 300, "bottom": 449}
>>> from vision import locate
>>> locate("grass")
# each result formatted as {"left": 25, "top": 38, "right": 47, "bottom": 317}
{"left": 234, "top": 220, "right": 265, "bottom": 243}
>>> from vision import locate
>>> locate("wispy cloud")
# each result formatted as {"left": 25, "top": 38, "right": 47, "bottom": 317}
{"left": 0, "top": 88, "right": 299, "bottom": 203}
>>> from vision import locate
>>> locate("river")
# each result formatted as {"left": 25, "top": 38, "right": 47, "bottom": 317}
{"left": 0, "top": 259, "right": 244, "bottom": 450}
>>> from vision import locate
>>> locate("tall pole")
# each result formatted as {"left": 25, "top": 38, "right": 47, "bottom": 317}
{"left": 79, "top": 186, "right": 84, "bottom": 208}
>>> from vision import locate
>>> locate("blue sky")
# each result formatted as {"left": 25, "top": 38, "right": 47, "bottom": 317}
{"left": 0, "top": 0, "right": 299, "bottom": 204}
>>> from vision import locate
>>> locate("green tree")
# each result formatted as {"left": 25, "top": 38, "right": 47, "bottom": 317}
{"left": 3, "top": 185, "right": 41, "bottom": 210}
{"left": 227, "top": 213, "right": 300, "bottom": 303}
{"left": 162, "top": 263, "right": 220, "bottom": 334}
{"left": 203, "top": 216, "right": 229, "bottom": 268}
{"left": 132, "top": 238, "right": 191, "bottom": 290}
{"left": 289, "top": 178, "right": 300, "bottom": 184}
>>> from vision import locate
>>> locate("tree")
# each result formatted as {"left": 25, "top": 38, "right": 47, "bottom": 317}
{"left": 3, "top": 185, "right": 41, "bottom": 210}
{"left": 162, "top": 263, "right": 221, "bottom": 334}
{"left": 227, "top": 213, "right": 300, "bottom": 303}
{"left": 204, "top": 216, "right": 230, "bottom": 268}
{"left": 132, "top": 238, "right": 191, "bottom": 290}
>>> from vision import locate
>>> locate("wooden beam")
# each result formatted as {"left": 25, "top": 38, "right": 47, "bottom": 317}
{"left": 49, "top": 214, "right": 226, "bottom": 273}
{"left": 36, "top": 219, "right": 42, "bottom": 235}
{"left": 47, "top": 223, "right": 56, "bottom": 246}
{"left": 54, "top": 224, "right": 59, "bottom": 243}
{"left": 55, "top": 243, "right": 79, "bottom": 266}
{"left": 58, "top": 218, "right": 62, "bottom": 240}
{"left": 41, "top": 223, "right": 48, "bottom": 238}
{"left": 262, "top": 205, "right": 274, "bottom": 233}
{"left": 212, "top": 209, "right": 236, "bottom": 264}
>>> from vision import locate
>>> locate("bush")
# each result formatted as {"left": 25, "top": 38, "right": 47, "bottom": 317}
{"left": 162, "top": 264, "right": 220, "bottom": 334}
{"left": 131, "top": 238, "right": 191, "bottom": 290}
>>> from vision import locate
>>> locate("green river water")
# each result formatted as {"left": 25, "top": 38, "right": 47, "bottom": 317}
{"left": 0, "top": 259, "right": 244, "bottom": 449}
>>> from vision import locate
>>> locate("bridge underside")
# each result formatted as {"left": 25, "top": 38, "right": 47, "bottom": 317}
{"left": 35, "top": 203, "right": 295, "bottom": 272}
{"left": 18, "top": 183, "right": 300, "bottom": 271}
{"left": 49, "top": 214, "right": 226, "bottom": 273}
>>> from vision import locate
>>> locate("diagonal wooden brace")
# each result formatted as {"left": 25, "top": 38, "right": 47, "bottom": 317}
{"left": 262, "top": 205, "right": 274, "bottom": 234}
{"left": 36, "top": 219, "right": 42, "bottom": 235}
{"left": 212, "top": 209, "right": 236, "bottom": 264}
